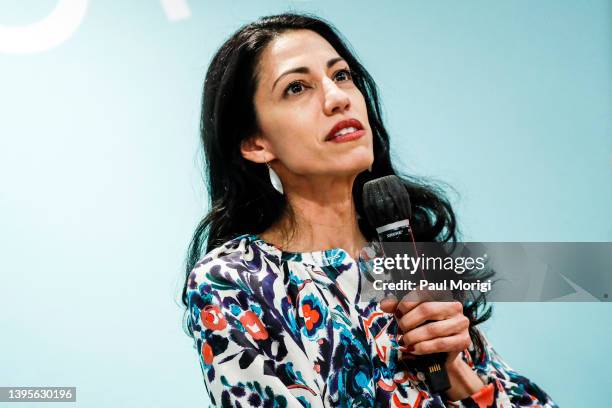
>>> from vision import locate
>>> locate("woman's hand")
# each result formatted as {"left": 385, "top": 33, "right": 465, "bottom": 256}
{"left": 379, "top": 297, "right": 471, "bottom": 365}
{"left": 380, "top": 296, "right": 486, "bottom": 401}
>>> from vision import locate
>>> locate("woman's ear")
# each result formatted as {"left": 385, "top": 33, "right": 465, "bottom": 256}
{"left": 240, "top": 135, "right": 275, "bottom": 164}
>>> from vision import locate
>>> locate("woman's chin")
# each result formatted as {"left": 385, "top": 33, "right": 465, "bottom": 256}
{"left": 327, "top": 160, "right": 373, "bottom": 177}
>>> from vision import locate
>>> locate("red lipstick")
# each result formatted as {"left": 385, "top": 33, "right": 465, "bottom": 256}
{"left": 325, "top": 118, "right": 365, "bottom": 143}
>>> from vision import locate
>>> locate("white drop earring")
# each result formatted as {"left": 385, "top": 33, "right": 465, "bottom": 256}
{"left": 266, "top": 160, "right": 284, "bottom": 194}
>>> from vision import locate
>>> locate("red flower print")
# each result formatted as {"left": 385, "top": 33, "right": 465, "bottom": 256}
{"left": 200, "top": 305, "right": 227, "bottom": 331}
{"left": 302, "top": 304, "right": 321, "bottom": 331}
{"left": 299, "top": 295, "right": 327, "bottom": 337}
{"left": 201, "top": 341, "right": 213, "bottom": 365}
{"left": 240, "top": 311, "right": 268, "bottom": 340}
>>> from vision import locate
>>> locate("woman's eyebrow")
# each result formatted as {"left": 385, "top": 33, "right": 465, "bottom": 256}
{"left": 271, "top": 57, "right": 345, "bottom": 91}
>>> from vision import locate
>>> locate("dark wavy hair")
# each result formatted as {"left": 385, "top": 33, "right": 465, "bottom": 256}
{"left": 182, "top": 12, "right": 493, "bottom": 359}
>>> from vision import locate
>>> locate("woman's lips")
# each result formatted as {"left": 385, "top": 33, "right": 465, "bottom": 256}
{"left": 326, "top": 129, "right": 366, "bottom": 143}
{"left": 325, "top": 118, "right": 364, "bottom": 141}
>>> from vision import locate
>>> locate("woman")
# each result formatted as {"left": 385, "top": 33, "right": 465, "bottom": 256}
{"left": 182, "top": 13, "right": 557, "bottom": 407}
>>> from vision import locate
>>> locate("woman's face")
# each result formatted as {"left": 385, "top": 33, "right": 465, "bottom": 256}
{"left": 244, "top": 29, "right": 374, "bottom": 180}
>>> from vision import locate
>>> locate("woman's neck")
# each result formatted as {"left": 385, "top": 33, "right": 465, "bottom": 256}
{"left": 260, "top": 188, "right": 367, "bottom": 260}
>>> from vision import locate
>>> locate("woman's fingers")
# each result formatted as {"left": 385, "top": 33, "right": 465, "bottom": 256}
{"left": 407, "top": 331, "right": 472, "bottom": 355}
{"left": 381, "top": 298, "right": 470, "bottom": 357}
{"left": 379, "top": 297, "right": 398, "bottom": 313}
{"left": 401, "top": 314, "right": 469, "bottom": 346}
{"left": 380, "top": 289, "right": 453, "bottom": 316}
{"left": 397, "top": 301, "right": 463, "bottom": 332}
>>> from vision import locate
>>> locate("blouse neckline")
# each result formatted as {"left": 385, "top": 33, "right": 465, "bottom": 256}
{"left": 243, "top": 233, "right": 360, "bottom": 268}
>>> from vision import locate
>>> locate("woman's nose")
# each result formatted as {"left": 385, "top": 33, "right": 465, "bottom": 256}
{"left": 322, "top": 78, "right": 351, "bottom": 115}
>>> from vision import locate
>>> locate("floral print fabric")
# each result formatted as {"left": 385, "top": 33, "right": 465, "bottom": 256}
{"left": 187, "top": 233, "right": 558, "bottom": 407}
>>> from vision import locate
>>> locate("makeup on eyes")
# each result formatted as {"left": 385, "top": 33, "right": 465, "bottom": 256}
{"left": 282, "top": 67, "right": 353, "bottom": 97}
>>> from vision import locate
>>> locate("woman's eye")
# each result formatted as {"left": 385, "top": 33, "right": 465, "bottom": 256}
{"left": 334, "top": 68, "right": 353, "bottom": 82}
{"left": 285, "top": 81, "right": 305, "bottom": 96}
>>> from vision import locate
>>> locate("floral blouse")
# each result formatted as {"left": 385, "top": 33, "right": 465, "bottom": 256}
{"left": 187, "top": 233, "right": 558, "bottom": 407}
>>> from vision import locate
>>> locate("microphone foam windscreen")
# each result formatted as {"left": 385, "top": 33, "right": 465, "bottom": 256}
{"left": 362, "top": 175, "right": 412, "bottom": 228}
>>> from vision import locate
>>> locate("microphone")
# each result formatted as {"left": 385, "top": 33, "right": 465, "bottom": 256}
{"left": 362, "top": 175, "right": 451, "bottom": 394}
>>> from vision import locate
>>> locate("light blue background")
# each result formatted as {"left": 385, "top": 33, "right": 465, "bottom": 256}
{"left": 1, "top": 1, "right": 610, "bottom": 407}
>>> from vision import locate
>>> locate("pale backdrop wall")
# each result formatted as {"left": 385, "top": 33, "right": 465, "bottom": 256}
{"left": 1, "top": 1, "right": 610, "bottom": 406}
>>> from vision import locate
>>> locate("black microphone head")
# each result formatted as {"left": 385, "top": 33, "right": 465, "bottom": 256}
{"left": 362, "top": 175, "right": 412, "bottom": 228}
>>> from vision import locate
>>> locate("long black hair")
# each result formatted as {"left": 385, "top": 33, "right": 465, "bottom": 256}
{"left": 182, "top": 12, "right": 493, "bottom": 358}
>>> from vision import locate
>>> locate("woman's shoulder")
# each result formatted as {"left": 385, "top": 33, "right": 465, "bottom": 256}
{"left": 195, "top": 233, "right": 254, "bottom": 263}
{"left": 187, "top": 233, "right": 279, "bottom": 289}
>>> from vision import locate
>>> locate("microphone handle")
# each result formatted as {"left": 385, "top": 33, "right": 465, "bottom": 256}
{"left": 377, "top": 223, "right": 451, "bottom": 394}
{"left": 419, "top": 349, "right": 451, "bottom": 393}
